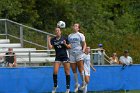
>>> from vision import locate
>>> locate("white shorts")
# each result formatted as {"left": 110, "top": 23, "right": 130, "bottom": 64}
{"left": 69, "top": 51, "right": 84, "bottom": 63}
{"left": 84, "top": 65, "right": 90, "bottom": 76}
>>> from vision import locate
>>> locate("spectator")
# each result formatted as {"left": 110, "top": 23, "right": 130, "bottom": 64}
{"left": 0, "top": 55, "right": 4, "bottom": 62}
{"left": 109, "top": 53, "right": 119, "bottom": 65}
{"left": 5, "top": 48, "right": 17, "bottom": 67}
{"left": 119, "top": 50, "right": 133, "bottom": 65}
{"left": 93, "top": 44, "right": 109, "bottom": 65}
{"left": 0, "top": 55, "right": 5, "bottom": 67}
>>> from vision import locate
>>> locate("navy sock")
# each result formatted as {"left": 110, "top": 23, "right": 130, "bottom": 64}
{"left": 66, "top": 75, "right": 70, "bottom": 89}
{"left": 53, "top": 74, "right": 57, "bottom": 87}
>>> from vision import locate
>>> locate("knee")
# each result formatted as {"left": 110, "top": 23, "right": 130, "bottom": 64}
{"left": 71, "top": 67, "right": 77, "bottom": 73}
{"left": 53, "top": 70, "right": 58, "bottom": 75}
{"left": 65, "top": 69, "right": 70, "bottom": 75}
{"left": 85, "top": 79, "right": 89, "bottom": 84}
{"left": 79, "top": 67, "right": 84, "bottom": 73}
{"left": 72, "top": 69, "right": 77, "bottom": 73}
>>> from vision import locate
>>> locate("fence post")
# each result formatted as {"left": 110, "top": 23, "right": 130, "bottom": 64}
{"left": 29, "top": 51, "right": 31, "bottom": 66}
{"left": 46, "top": 35, "right": 50, "bottom": 57}
{"left": 46, "top": 35, "right": 49, "bottom": 50}
{"left": 5, "top": 20, "right": 8, "bottom": 39}
{"left": 91, "top": 50, "right": 94, "bottom": 64}
{"left": 20, "top": 25, "right": 23, "bottom": 47}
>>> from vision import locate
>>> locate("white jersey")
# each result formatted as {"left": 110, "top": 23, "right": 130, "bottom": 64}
{"left": 68, "top": 32, "right": 85, "bottom": 53}
{"left": 119, "top": 56, "right": 133, "bottom": 65}
{"left": 84, "top": 54, "right": 90, "bottom": 76}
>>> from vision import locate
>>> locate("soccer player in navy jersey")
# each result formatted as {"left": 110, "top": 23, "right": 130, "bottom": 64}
{"left": 48, "top": 27, "right": 71, "bottom": 93}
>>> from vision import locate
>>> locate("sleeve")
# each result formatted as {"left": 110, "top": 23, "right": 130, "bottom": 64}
{"left": 79, "top": 33, "right": 85, "bottom": 42}
{"left": 130, "top": 57, "right": 133, "bottom": 63}
{"left": 119, "top": 56, "right": 123, "bottom": 63}
{"left": 65, "top": 37, "right": 70, "bottom": 44}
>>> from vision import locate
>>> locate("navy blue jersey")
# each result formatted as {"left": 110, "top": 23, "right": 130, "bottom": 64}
{"left": 51, "top": 36, "right": 69, "bottom": 58}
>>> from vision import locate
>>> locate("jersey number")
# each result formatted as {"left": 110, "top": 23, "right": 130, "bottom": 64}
{"left": 57, "top": 45, "right": 62, "bottom": 48}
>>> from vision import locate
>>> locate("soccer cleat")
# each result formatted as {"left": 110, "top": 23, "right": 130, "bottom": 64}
{"left": 52, "top": 86, "right": 58, "bottom": 93}
{"left": 74, "top": 83, "right": 80, "bottom": 92}
{"left": 79, "top": 82, "right": 86, "bottom": 90}
{"left": 65, "top": 89, "right": 70, "bottom": 93}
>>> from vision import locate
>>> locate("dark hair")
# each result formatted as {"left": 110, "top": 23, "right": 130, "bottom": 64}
{"left": 77, "top": 23, "right": 80, "bottom": 30}
{"left": 124, "top": 50, "right": 128, "bottom": 53}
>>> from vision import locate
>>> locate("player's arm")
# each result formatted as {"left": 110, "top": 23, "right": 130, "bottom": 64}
{"left": 80, "top": 34, "right": 87, "bottom": 52}
{"left": 82, "top": 41, "right": 86, "bottom": 53}
{"left": 90, "top": 63, "right": 96, "bottom": 72}
{"left": 64, "top": 37, "right": 71, "bottom": 49}
{"left": 63, "top": 40, "right": 71, "bottom": 49}
{"left": 47, "top": 36, "right": 53, "bottom": 49}
{"left": 80, "top": 33, "right": 86, "bottom": 52}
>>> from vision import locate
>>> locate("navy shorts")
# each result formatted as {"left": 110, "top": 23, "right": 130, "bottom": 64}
{"left": 55, "top": 56, "right": 69, "bottom": 62}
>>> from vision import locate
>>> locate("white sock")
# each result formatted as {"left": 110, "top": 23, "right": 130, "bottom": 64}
{"left": 83, "top": 84, "right": 87, "bottom": 93}
{"left": 81, "top": 71, "right": 85, "bottom": 84}
{"left": 74, "top": 73, "right": 78, "bottom": 84}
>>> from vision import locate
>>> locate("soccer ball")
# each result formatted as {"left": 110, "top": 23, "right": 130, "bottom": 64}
{"left": 57, "top": 21, "right": 66, "bottom": 28}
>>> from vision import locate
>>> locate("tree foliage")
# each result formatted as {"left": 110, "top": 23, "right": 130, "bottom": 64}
{"left": 0, "top": 0, "right": 140, "bottom": 63}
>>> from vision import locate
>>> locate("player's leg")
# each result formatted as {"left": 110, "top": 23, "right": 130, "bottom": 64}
{"left": 71, "top": 63, "right": 80, "bottom": 92}
{"left": 71, "top": 63, "right": 78, "bottom": 83}
{"left": 63, "top": 61, "right": 70, "bottom": 93}
{"left": 52, "top": 62, "right": 61, "bottom": 93}
{"left": 70, "top": 54, "right": 79, "bottom": 92}
{"left": 82, "top": 62, "right": 90, "bottom": 93}
{"left": 76, "top": 54, "right": 86, "bottom": 90}
{"left": 83, "top": 76, "right": 90, "bottom": 93}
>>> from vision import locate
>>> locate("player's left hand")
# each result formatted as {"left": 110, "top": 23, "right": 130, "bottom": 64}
{"left": 63, "top": 40, "right": 66, "bottom": 44}
{"left": 94, "top": 68, "right": 96, "bottom": 72}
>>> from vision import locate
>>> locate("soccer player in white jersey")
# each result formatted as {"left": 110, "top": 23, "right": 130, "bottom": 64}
{"left": 68, "top": 23, "right": 86, "bottom": 92}
{"left": 82, "top": 47, "right": 96, "bottom": 93}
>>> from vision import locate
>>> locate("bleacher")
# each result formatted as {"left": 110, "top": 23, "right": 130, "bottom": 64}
{"left": 0, "top": 39, "right": 55, "bottom": 66}
{"left": 0, "top": 19, "right": 110, "bottom": 67}
{"left": 0, "top": 19, "right": 57, "bottom": 67}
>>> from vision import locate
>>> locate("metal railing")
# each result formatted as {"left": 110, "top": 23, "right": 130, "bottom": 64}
{"left": 0, "top": 19, "right": 110, "bottom": 65}
{"left": 0, "top": 49, "right": 111, "bottom": 67}
{"left": 0, "top": 50, "right": 55, "bottom": 67}
{"left": 0, "top": 19, "right": 55, "bottom": 49}
{"left": 91, "top": 49, "right": 110, "bottom": 65}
